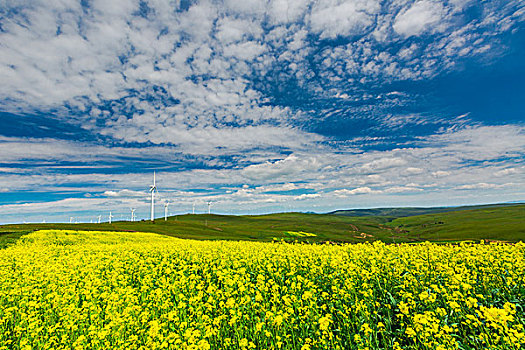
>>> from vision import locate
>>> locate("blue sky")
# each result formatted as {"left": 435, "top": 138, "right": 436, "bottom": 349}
{"left": 0, "top": 0, "right": 524, "bottom": 223}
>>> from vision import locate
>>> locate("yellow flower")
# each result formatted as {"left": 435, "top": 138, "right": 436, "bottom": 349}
{"left": 274, "top": 314, "right": 284, "bottom": 327}
{"left": 319, "top": 315, "right": 331, "bottom": 331}
{"left": 2, "top": 229, "right": 524, "bottom": 350}
{"left": 405, "top": 327, "right": 416, "bottom": 337}
{"left": 360, "top": 323, "right": 372, "bottom": 336}
{"left": 197, "top": 339, "right": 210, "bottom": 350}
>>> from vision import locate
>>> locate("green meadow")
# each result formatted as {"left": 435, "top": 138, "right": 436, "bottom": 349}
{"left": 1, "top": 203, "right": 523, "bottom": 248}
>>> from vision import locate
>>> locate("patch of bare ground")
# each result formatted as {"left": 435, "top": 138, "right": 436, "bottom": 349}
{"left": 353, "top": 232, "right": 374, "bottom": 239}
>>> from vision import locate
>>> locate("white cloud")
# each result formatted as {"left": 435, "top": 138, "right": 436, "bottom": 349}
{"left": 0, "top": 0, "right": 520, "bottom": 136}
{"left": 103, "top": 189, "right": 146, "bottom": 198}
{"left": 404, "top": 167, "right": 424, "bottom": 175}
{"left": 309, "top": 0, "right": 381, "bottom": 39}
{"left": 268, "top": 0, "right": 309, "bottom": 25}
{"left": 294, "top": 193, "right": 321, "bottom": 200}
{"left": 424, "top": 125, "right": 525, "bottom": 161}
{"left": 223, "top": 0, "right": 267, "bottom": 17}
{"left": 333, "top": 187, "right": 381, "bottom": 196}
{"left": 432, "top": 170, "right": 451, "bottom": 177}
{"left": 216, "top": 18, "right": 263, "bottom": 44}
{"left": 223, "top": 41, "right": 267, "bottom": 61}
{"left": 494, "top": 168, "right": 519, "bottom": 177}
{"left": 455, "top": 183, "right": 507, "bottom": 190}
{"left": 393, "top": 0, "right": 447, "bottom": 37}
{"left": 384, "top": 186, "right": 424, "bottom": 193}
{"left": 362, "top": 157, "right": 407, "bottom": 172}
{"left": 241, "top": 154, "right": 323, "bottom": 181}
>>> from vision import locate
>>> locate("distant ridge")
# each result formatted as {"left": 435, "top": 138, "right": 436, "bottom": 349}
{"left": 328, "top": 202, "right": 524, "bottom": 218}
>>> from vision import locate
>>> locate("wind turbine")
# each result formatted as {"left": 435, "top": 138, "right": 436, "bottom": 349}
{"left": 207, "top": 201, "right": 212, "bottom": 214}
{"left": 69, "top": 217, "right": 73, "bottom": 224}
{"left": 97, "top": 215, "right": 101, "bottom": 224}
{"left": 192, "top": 202, "right": 195, "bottom": 214}
{"left": 130, "top": 208, "right": 136, "bottom": 222}
{"left": 150, "top": 172, "right": 157, "bottom": 221}
{"left": 109, "top": 211, "right": 114, "bottom": 224}
{"left": 164, "top": 200, "right": 170, "bottom": 221}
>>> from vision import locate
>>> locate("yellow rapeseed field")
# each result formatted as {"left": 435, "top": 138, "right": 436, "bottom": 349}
{"left": 0, "top": 230, "right": 524, "bottom": 349}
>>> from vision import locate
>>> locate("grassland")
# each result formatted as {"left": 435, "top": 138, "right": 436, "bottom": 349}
{"left": 0, "top": 204, "right": 523, "bottom": 248}
{"left": 387, "top": 204, "right": 525, "bottom": 242}
{"left": 330, "top": 203, "right": 521, "bottom": 217}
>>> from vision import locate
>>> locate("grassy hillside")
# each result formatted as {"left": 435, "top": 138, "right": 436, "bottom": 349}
{"left": 330, "top": 202, "right": 522, "bottom": 218}
{"left": 0, "top": 213, "right": 395, "bottom": 246}
{"left": 386, "top": 204, "right": 525, "bottom": 242}
{"left": 1, "top": 204, "right": 523, "bottom": 246}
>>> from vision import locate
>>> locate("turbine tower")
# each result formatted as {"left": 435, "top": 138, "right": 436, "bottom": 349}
{"left": 192, "top": 202, "right": 195, "bottom": 214}
{"left": 149, "top": 172, "right": 157, "bottom": 221}
{"left": 109, "top": 211, "right": 114, "bottom": 224}
{"left": 164, "top": 200, "right": 170, "bottom": 221}
{"left": 69, "top": 217, "right": 73, "bottom": 224}
{"left": 97, "top": 215, "right": 101, "bottom": 224}
{"left": 207, "top": 201, "right": 212, "bottom": 214}
{"left": 130, "top": 208, "right": 136, "bottom": 222}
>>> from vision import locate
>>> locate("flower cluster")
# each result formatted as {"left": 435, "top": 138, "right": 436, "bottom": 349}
{"left": 0, "top": 230, "right": 523, "bottom": 349}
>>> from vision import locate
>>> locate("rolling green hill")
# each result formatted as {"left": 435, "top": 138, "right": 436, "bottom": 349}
{"left": 386, "top": 204, "right": 525, "bottom": 242}
{"left": 329, "top": 203, "right": 522, "bottom": 218}
{"left": 1, "top": 203, "right": 523, "bottom": 247}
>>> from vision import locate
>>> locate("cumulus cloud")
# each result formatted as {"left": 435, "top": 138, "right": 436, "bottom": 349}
{"left": 309, "top": 0, "right": 381, "bottom": 39}
{"left": 268, "top": 0, "right": 309, "bottom": 25}
{"left": 393, "top": 0, "right": 447, "bottom": 37}
{"left": 241, "top": 154, "right": 324, "bottom": 181}
{"left": 333, "top": 187, "right": 381, "bottom": 196}
{"left": 1, "top": 0, "right": 520, "bottom": 129}
{"left": 103, "top": 189, "right": 146, "bottom": 198}
{"left": 404, "top": 167, "right": 424, "bottom": 175}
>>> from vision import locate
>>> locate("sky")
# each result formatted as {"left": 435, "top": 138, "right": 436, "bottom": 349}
{"left": 0, "top": 0, "right": 524, "bottom": 223}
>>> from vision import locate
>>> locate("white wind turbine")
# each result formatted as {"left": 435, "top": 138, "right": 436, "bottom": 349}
{"left": 69, "top": 217, "right": 73, "bottom": 224}
{"left": 97, "top": 215, "right": 101, "bottom": 224}
{"left": 207, "top": 201, "right": 212, "bottom": 214}
{"left": 164, "top": 200, "right": 170, "bottom": 221}
{"left": 130, "top": 208, "right": 136, "bottom": 222}
{"left": 149, "top": 172, "right": 157, "bottom": 221}
{"left": 109, "top": 211, "right": 114, "bottom": 224}
{"left": 192, "top": 202, "right": 195, "bottom": 215}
